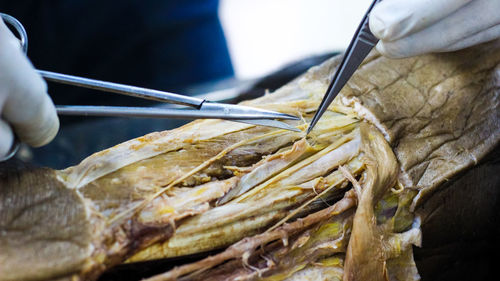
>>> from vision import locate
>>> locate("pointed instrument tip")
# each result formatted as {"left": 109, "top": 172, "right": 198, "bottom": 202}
{"left": 259, "top": 110, "right": 300, "bottom": 121}
{"left": 211, "top": 103, "right": 300, "bottom": 121}
{"left": 236, "top": 119, "right": 301, "bottom": 132}
{"left": 306, "top": 113, "right": 321, "bottom": 135}
{"left": 280, "top": 113, "right": 301, "bottom": 121}
{"left": 272, "top": 121, "right": 301, "bottom": 132}
{"left": 306, "top": 125, "right": 313, "bottom": 135}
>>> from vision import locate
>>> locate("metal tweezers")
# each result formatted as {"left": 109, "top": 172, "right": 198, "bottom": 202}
{"left": 307, "top": 0, "right": 381, "bottom": 134}
{"left": 0, "top": 13, "right": 300, "bottom": 133}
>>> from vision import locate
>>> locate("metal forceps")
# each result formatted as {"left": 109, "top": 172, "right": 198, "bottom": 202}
{"left": 0, "top": 14, "right": 301, "bottom": 160}
{"left": 307, "top": 0, "right": 381, "bottom": 134}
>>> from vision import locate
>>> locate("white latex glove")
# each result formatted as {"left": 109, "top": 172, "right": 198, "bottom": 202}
{"left": 369, "top": 0, "right": 500, "bottom": 58}
{"left": 0, "top": 18, "right": 59, "bottom": 158}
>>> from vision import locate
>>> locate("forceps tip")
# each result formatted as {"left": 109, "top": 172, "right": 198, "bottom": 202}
{"left": 277, "top": 112, "right": 301, "bottom": 121}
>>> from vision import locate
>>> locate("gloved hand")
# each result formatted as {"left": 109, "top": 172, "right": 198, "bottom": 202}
{"left": 0, "top": 18, "right": 59, "bottom": 158}
{"left": 369, "top": 0, "right": 500, "bottom": 58}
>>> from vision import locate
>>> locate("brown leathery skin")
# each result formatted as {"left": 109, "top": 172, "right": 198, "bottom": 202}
{"left": 0, "top": 161, "right": 93, "bottom": 281}
{"left": 0, "top": 161, "right": 175, "bottom": 281}
{"left": 333, "top": 42, "right": 500, "bottom": 207}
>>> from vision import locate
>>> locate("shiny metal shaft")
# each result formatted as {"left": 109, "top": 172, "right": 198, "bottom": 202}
{"left": 39, "top": 70, "right": 203, "bottom": 107}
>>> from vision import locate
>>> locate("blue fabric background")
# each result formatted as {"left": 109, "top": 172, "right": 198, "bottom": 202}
{"left": 0, "top": 0, "right": 234, "bottom": 106}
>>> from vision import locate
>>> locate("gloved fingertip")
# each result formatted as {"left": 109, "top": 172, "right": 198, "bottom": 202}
{"left": 32, "top": 113, "right": 59, "bottom": 148}
{"left": 30, "top": 102, "right": 60, "bottom": 148}
{"left": 369, "top": 13, "right": 388, "bottom": 40}
{"left": 375, "top": 41, "right": 408, "bottom": 59}
{"left": 0, "top": 120, "right": 14, "bottom": 157}
{"left": 375, "top": 42, "right": 392, "bottom": 58}
{"left": 14, "top": 96, "right": 60, "bottom": 148}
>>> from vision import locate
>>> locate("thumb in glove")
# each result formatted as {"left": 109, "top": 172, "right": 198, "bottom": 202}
{"left": 0, "top": 18, "right": 59, "bottom": 157}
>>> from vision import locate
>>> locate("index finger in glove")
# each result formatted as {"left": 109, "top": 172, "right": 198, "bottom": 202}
{"left": 0, "top": 19, "right": 59, "bottom": 147}
{"left": 374, "top": 0, "right": 500, "bottom": 58}
{"left": 369, "top": 0, "right": 473, "bottom": 42}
